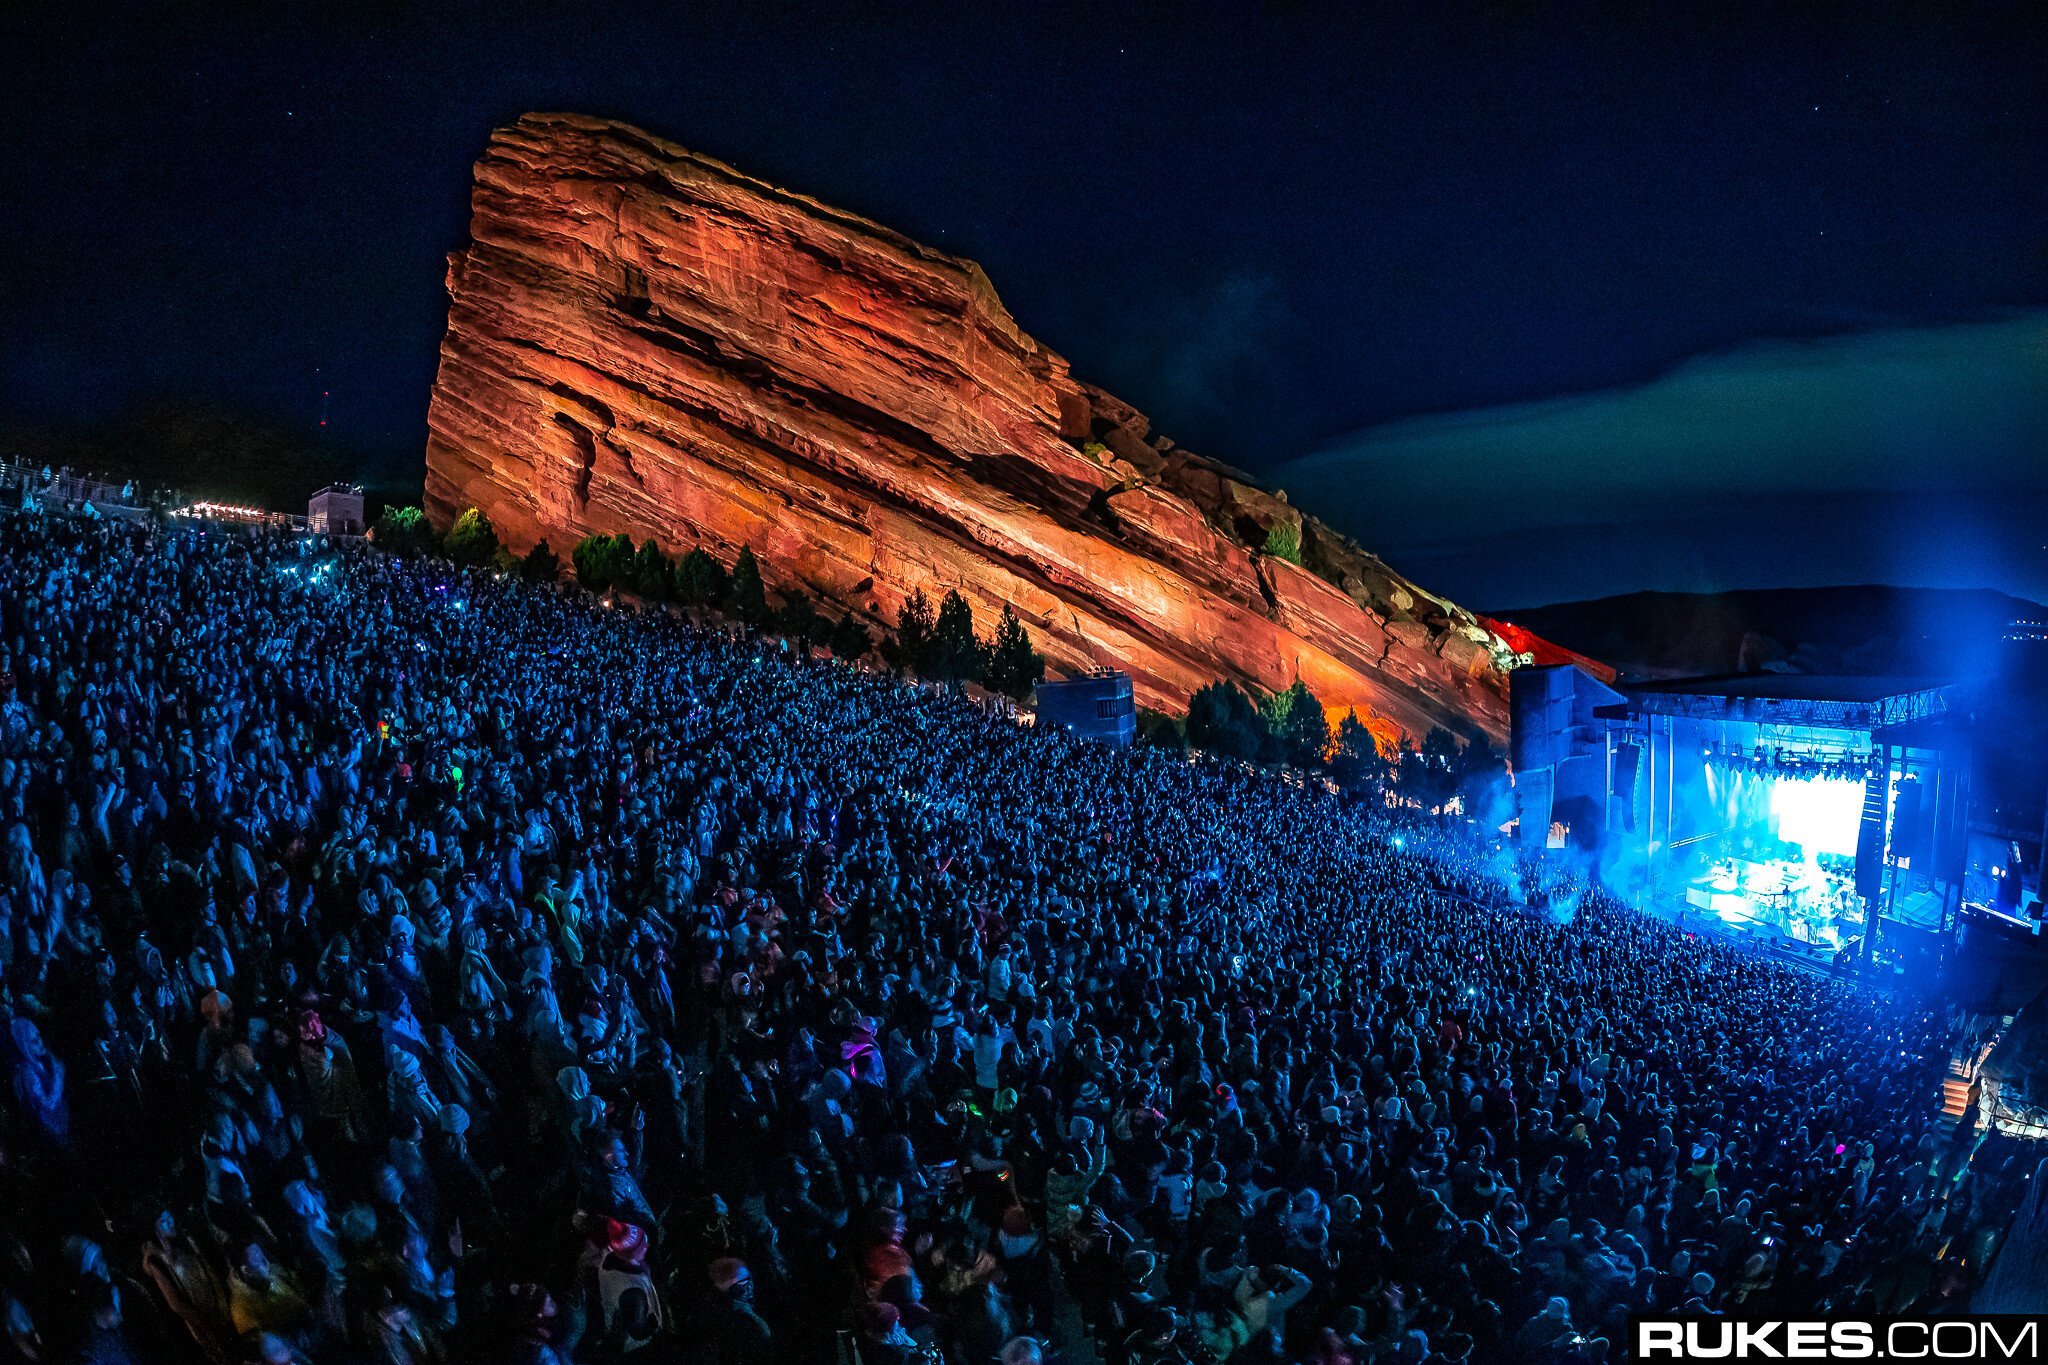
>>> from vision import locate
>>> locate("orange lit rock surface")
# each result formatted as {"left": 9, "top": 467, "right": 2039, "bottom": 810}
{"left": 425, "top": 112, "right": 1560, "bottom": 744}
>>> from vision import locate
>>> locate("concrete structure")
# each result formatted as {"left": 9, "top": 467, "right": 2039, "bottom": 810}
{"left": 1509, "top": 663, "right": 1626, "bottom": 850}
{"left": 1036, "top": 669, "right": 1136, "bottom": 746}
{"left": 308, "top": 484, "right": 365, "bottom": 536}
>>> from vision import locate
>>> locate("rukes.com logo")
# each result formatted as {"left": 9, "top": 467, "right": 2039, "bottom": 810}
{"left": 1631, "top": 1318, "right": 2045, "bottom": 1361}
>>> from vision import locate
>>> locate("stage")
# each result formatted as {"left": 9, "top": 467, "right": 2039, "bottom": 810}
{"left": 1513, "top": 668, "right": 1987, "bottom": 967}
{"left": 1684, "top": 852, "right": 1864, "bottom": 947}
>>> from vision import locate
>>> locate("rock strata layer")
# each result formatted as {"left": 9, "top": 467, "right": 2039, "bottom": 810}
{"left": 426, "top": 112, "right": 1566, "bottom": 745}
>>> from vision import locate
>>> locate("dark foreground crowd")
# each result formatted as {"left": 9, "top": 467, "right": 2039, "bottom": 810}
{"left": 0, "top": 513, "right": 2033, "bottom": 1365}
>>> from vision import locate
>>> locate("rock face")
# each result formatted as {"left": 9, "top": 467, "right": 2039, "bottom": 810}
{"left": 425, "top": 112, "right": 1546, "bottom": 745}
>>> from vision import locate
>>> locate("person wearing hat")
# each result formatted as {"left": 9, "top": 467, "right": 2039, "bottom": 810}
{"left": 853, "top": 1300, "right": 925, "bottom": 1365}
{"left": 690, "top": 1257, "right": 771, "bottom": 1365}
{"left": 385, "top": 1044, "right": 443, "bottom": 1131}
{"left": 430, "top": 1103, "right": 501, "bottom": 1249}
{"left": 291, "top": 1010, "right": 367, "bottom": 1149}
{"left": 586, "top": 1218, "right": 663, "bottom": 1358}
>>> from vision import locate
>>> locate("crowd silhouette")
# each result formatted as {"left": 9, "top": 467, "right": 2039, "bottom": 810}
{"left": 0, "top": 512, "right": 2032, "bottom": 1365}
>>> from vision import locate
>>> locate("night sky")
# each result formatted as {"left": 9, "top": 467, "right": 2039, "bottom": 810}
{"left": 3, "top": 3, "right": 2044, "bottom": 604}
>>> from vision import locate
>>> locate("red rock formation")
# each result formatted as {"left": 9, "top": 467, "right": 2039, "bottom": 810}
{"left": 425, "top": 112, "right": 1563, "bottom": 745}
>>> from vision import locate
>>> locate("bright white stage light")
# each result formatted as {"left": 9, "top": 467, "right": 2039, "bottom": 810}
{"left": 1769, "top": 775, "right": 1863, "bottom": 856}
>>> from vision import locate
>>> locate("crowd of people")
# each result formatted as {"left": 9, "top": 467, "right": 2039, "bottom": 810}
{"left": 0, "top": 510, "right": 2033, "bottom": 1365}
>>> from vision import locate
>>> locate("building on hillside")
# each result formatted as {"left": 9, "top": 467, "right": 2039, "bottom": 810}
{"left": 309, "top": 484, "right": 365, "bottom": 536}
{"left": 1036, "top": 669, "right": 1136, "bottom": 746}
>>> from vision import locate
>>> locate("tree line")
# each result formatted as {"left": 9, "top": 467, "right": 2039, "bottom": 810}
{"left": 374, "top": 505, "right": 1045, "bottom": 701}
{"left": 1152, "top": 677, "right": 1507, "bottom": 813}
{"left": 378, "top": 504, "right": 1502, "bottom": 798}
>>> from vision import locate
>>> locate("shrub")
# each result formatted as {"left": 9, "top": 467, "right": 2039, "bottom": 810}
{"left": 441, "top": 507, "right": 500, "bottom": 567}
{"left": 372, "top": 505, "right": 435, "bottom": 556}
{"left": 827, "top": 612, "right": 872, "bottom": 662}
{"left": 1263, "top": 520, "right": 1302, "bottom": 565}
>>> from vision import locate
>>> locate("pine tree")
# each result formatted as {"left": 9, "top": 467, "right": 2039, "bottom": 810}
{"left": 1138, "top": 711, "right": 1188, "bottom": 750}
{"left": 607, "top": 534, "right": 636, "bottom": 587}
{"left": 569, "top": 533, "right": 632, "bottom": 592}
{"left": 1278, "top": 680, "right": 1330, "bottom": 767}
{"left": 1452, "top": 738, "right": 1508, "bottom": 817}
{"left": 631, "top": 539, "right": 671, "bottom": 602}
{"left": 982, "top": 604, "right": 1045, "bottom": 700}
{"left": 1407, "top": 727, "right": 1463, "bottom": 810}
{"left": 373, "top": 505, "right": 435, "bottom": 556}
{"left": 1186, "top": 681, "right": 1266, "bottom": 761}
{"left": 886, "top": 589, "right": 937, "bottom": 673}
{"left": 521, "top": 539, "right": 560, "bottom": 583}
{"left": 777, "top": 590, "right": 820, "bottom": 649}
{"left": 572, "top": 533, "right": 615, "bottom": 591}
{"left": 673, "top": 548, "right": 728, "bottom": 608}
{"left": 728, "top": 546, "right": 767, "bottom": 625}
{"left": 1332, "top": 710, "right": 1390, "bottom": 793}
{"left": 928, "top": 590, "right": 982, "bottom": 686}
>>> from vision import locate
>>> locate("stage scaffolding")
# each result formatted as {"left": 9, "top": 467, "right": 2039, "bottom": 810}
{"left": 1497, "top": 669, "right": 1983, "bottom": 973}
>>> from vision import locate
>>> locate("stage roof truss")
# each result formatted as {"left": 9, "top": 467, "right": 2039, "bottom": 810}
{"left": 1599, "top": 680, "right": 1952, "bottom": 733}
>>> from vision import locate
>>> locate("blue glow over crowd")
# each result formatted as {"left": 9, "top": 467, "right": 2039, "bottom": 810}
{"left": 0, "top": 512, "right": 2033, "bottom": 1365}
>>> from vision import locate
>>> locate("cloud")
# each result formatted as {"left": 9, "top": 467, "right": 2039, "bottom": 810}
{"left": 1382, "top": 490, "right": 2048, "bottom": 610}
{"left": 1273, "top": 314, "right": 2048, "bottom": 603}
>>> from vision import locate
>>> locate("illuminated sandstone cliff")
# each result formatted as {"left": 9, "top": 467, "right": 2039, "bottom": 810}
{"left": 425, "top": 112, "right": 1538, "bottom": 744}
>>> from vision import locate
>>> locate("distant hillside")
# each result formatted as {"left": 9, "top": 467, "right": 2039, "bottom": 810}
{"left": 1489, "top": 586, "right": 2045, "bottom": 682}
{"left": 0, "top": 400, "right": 423, "bottom": 516}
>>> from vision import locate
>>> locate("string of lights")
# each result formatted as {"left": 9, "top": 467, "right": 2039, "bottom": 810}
{"left": 1701, "top": 742, "right": 1878, "bottom": 783}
